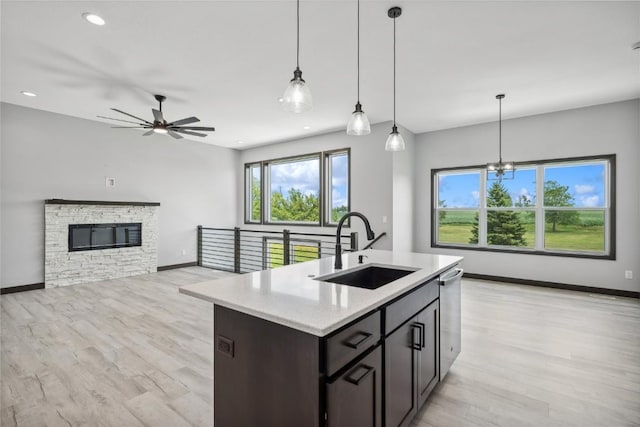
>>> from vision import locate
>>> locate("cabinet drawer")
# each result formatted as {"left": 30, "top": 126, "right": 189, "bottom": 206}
{"left": 326, "top": 345, "right": 382, "bottom": 427}
{"left": 384, "top": 279, "right": 439, "bottom": 336}
{"left": 326, "top": 310, "right": 381, "bottom": 377}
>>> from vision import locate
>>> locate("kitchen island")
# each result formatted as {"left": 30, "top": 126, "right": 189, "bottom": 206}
{"left": 180, "top": 249, "right": 462, "bottom": 427}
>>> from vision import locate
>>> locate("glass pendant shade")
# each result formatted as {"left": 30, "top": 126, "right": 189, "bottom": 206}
{"left": 282, "top": 68, "right": 312, "bottom": 113}
{"left": 385, "top": 125, "right": 405, "bottom": 151}
{"left": 347, "top": 103, "right": 371, "bottom": 135}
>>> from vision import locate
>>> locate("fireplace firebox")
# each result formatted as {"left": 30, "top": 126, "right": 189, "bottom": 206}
{"left": 68, "top": 223, "right": 142, "bottom": 252}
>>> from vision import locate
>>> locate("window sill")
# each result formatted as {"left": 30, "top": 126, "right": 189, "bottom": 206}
{"left": 432, "top": 243, "right": 615, "bottom": 260}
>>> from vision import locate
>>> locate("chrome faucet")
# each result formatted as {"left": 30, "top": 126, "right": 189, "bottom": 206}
{"left": 335, "top": 212, "right": 375, "bottom": 270}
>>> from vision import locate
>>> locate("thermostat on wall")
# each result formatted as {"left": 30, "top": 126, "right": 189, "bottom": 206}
{"left": 105, "top": 177, "right": 116, "bottom": 187}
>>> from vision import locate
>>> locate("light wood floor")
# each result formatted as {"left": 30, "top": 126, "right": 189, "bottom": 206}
{"left": 1, "top": 269, "right": 639, "bottom": 426}
{"left": 414, "top": 279, "right": 640, "bottom": 427}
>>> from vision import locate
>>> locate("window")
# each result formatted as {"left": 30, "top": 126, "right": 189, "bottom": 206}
{"left": 266, "top": 155, "right": 320, "bottom": 224}
{"left": 325, "top": 150, "right": 350, "bottom": 225}
{"left": 436, "top": 171, "right": 480, "bottom": 245}
{"left": 432, "top": 155, "right": 614, "bottom": 259}
{"left": 245, "top": 149, "right": 350, "bottom": 226}
{"left": 245, "top": 163, "right": 261, "bottom": 223}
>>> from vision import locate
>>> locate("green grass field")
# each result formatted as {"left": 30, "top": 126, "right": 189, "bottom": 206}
{"left": 438, "top": 210, "right": 604, "bottom": 252}
{"left": 268, "top": 242, "right": 319, "bottom": 268}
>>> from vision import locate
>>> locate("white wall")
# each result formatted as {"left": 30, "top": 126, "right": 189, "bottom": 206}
{"left": 414, "top": 99, "right": 640, "bottom": 293}
{"left": 392, "top": 128, "right": 415, "bottom": 252}
{"left": 236, "top": 121, "right": 414, "bottom": 251}
{"left": 1, "top": 103, "right": 238, "bottom": 288}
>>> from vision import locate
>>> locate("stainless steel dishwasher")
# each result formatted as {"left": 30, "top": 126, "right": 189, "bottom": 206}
{"left": 439, "top": 267, "right": 463, "bottom": 380}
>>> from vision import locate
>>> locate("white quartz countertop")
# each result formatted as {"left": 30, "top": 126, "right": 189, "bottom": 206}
{"left": 179, "top": 250, "right": 462, "bottom": 337}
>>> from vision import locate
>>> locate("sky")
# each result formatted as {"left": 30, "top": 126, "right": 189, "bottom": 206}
{"left": 269, "top": 154, "right": 349, "bottom": 208}
{"left": 438, "top": 162, "right": 605, "bottom": 208}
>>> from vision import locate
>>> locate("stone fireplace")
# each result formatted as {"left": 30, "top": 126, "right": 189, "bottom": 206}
{"left": 44, "top": 199, "right": 159, "bottom": 288}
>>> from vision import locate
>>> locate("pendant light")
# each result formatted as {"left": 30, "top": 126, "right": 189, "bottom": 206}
{"left": 385, "top": 7, "right": 405, "bottom": 151}
{"left": 282, "top": 0, "right": 312, "bottom": 113}
{"left": 346, "top": 0, "right": 370, "bottom": 135}
{"left": 487, "top": 94, "right": 515, "bottom": 181}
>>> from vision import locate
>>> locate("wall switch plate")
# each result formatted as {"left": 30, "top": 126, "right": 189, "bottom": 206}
{"left": 625, "top": 270, "right": 633, "bottom": 279}
{"left": 105, "top": 177, "right": 116, "bottom": 187}
{"left": 382, "top": 216, "right": 388, "bottom": 224}
{"left": 181, "top": 249, "right": 187, "bottom": 256}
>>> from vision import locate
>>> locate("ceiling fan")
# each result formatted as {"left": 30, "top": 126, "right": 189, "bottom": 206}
{"left": 97, "top": 94, "right": 215, "bottom": 139}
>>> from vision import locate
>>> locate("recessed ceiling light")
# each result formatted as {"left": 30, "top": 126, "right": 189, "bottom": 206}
{"left": 237, "top": 140, "right": 244, "bottom": 144}
{"left": 277, "top": 97, "right": 284, "bottom": 103}
{"left": 21, "top": 91, "right": 37, "bottom": 97}
{"left": 82, "top": 13, "right": 105, "bottom": 26}
{"left": 303, "top": 125, "right": 311, "bottom": 130}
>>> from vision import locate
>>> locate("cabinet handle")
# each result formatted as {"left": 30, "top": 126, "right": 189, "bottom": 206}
{"left": 344, "top": 331, "right": 373, "bottom": 349}
{"left": 412, "top": 323, "right": 425, "bottom": 350}
{"left": 345, "top": 364, "right": 374, "bottom": 386}
{"left": 411, "top": 324, "right": 421, "bottom": 350}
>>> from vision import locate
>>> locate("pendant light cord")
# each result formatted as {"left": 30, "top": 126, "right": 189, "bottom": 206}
{"left": 393, "top": 15, "right": 396, "bottom": 125}
{"left": 296, "top": 0, "right": 300, "bottom": 69}
{"left": 357, "top": 0, "right": 360, "bottom": 104}
{"left": 498, "top": 96, "right": 502, "bottom": 163}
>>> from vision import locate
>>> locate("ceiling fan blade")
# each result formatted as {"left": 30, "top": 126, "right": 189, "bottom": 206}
{"left": 167, "top": 130, "right": 183, "bottom": 139}
{"left": 174, "top": 129, "right": 208, "bottom": 137}
{"left": 167, "top": 116, "right": 199, "bottom": 127}
{"left": 111, "top": 126, "right": 149, "bottom": 128}
{"left": 111, "top": 108, "right": 153, "bottom": 125}
{"left": 143, "top": 130, "right": 155, "bottom": 136}
{"left": 97, "top": 115, "right": 145, "bottom": 125}
{"left": 152, "top": 109, "right": 164, "bottom": 123}
{"left": 174, "top": 126, "right": 216, "bottom": 131}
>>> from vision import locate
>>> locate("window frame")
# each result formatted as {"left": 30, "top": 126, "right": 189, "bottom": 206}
{"left": 323, "top": 148, "right": 351, "bottom": 227}
{"left": 244, "top": 162, "right": 263, "bottom": 224}
{"left": 244, "top": 148, "right": 351, "bottom": 227}
{"left": 431, "top": 154, "right": 616, "bottom": 260}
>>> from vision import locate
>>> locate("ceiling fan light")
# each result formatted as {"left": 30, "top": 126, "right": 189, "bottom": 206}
{"left": 153, "top": 127, "right": 168, "bottom": 134}
{"left": 385, "top": 125, "right": 405, "bottom": 151}
{"left": 347, "top": 104, "right": 371, "bottom": 135}
{"left": 487, "top": 163, "right": 498, "bottom": 171}
{"left": 503, "top": 162, "right": 514, "bottom": 170}
{"left": 282, "top": 69, "right": 312, "bottom": 113}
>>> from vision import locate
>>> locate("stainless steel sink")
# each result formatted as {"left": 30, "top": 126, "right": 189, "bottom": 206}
{"left": 316, "top": 264, "right": 418, "bottom": 290}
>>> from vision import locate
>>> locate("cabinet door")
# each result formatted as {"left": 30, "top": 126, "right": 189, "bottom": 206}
{"left": 327, "top": 346, "right": 382, "bottom": 427}
{"left": 385, "top": 318, "right": 420, "bottom": 427}
{"left": 416, "top": 300, "right": 440, "bottom": 408}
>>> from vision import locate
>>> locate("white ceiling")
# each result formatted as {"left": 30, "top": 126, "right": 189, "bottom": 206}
{"left": 2, "top": 1, "right": 639, "bottom": 149}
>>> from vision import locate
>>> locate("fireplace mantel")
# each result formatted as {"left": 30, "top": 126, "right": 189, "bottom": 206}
{"left": 45, "top": 199, "right": 160, "bottom": 207}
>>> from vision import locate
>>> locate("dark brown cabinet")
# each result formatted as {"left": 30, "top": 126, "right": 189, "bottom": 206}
{"left": 417, "top": 301, "right": 439, "bottom": 408}
{"left": 384, "top": 282, "right": 440, "bottom": 427}
{"left": 213, "top": 277, "right": 443, "bottom": 427}
{"left": 326, "top": 346, "right": 382, "bottom": 427}
{"left": 384, "top": 318, "right": 417, "bottom": 427}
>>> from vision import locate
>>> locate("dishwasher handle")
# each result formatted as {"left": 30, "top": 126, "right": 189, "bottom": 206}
{"left": 440, "top": 268, "right": 463, "bottom": 285}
